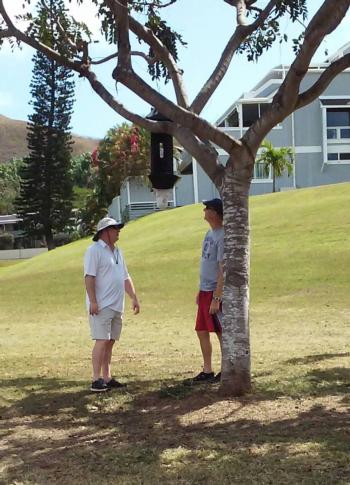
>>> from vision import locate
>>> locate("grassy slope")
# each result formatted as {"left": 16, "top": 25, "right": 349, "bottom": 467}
{"left": 0, "top": 183, "right": 350, "bottom": 484}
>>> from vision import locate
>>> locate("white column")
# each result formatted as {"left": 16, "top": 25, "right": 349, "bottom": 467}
{"left": 193, "top": 158, "right": 199, "bottom": 203}
{"left": 291, "top": 112, "right": 296, "bottom": 188}
{"left": 126, "top": 179, "right": 131, "bottom": 205}
{"left": 239, "top": 103, "right": 243, "bottom": 138}
{"left": 321, "top": 106, "right": 328, "bottom": 172}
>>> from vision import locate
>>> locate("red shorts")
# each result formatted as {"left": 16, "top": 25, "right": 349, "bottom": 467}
{"left": 195, "top": 290, "right": 222, "bottom": 333}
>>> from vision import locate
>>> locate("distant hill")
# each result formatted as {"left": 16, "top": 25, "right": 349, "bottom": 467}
{"left": 0, "top": 114, "right": 99, "bottom": 163}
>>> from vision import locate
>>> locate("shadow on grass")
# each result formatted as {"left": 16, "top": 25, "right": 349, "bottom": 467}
{"left": 1, "top": 371, "right": 350, "bottom": 484}
{"left": 285, "top": 352, "right": 350, "bottom": 365}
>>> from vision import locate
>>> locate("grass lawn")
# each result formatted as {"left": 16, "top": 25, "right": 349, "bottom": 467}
{"left": 1, "top": 183, "right": 350, "bottom": 484}
{"left": 0, "top": 260, "right": 22, "bottom": 268}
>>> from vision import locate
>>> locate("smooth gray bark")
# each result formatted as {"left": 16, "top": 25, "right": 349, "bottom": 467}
{"left": 220, "top": 157, "right": 252, "bottom": 395}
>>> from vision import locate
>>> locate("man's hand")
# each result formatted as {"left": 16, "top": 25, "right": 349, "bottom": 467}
{"left": 132, "top": 297, "right": 140, "bottom": 315}
{"left": 89, "top": 302, "right": 99, "bottom": 315}
{"left": 209, "top": 299, "right": 221, "bottom": 315}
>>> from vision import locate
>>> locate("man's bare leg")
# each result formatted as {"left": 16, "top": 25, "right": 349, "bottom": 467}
{"left": 92, "top": 339, "right": 108, "bottom": 381}
{"left": 102, "top": 339, "right": 115, "bottom": 382}
{"left": 197, "top": 331, "right": 213, "bottom": 373}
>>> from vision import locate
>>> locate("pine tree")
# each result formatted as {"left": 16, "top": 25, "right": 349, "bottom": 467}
{"left": 16, "top": 0, "right": 75, "bottom": 250}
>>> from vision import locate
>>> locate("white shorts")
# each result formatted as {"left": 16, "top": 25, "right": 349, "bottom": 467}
{"left": 89, "top": 307, "right": 123, "bottom": 340}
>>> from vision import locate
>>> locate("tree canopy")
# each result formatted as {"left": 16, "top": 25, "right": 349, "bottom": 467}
{"left": 14, "top": 0, "right": 75, "bottom": 250}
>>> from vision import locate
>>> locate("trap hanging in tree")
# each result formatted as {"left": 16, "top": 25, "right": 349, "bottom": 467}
{"left": 146, "top": 109, "right": 180, "bottom": 209}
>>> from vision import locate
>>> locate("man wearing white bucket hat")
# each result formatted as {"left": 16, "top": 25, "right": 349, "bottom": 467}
{"left": 84, "top": 217, "right": 140, "bottom": 392}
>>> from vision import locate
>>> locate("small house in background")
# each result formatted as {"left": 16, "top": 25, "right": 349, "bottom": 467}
{"left": 0, "top": 214, "right": 23, "bottom": 238}
{"left": 109, "top": 43, "right": 350, "bottom": 221}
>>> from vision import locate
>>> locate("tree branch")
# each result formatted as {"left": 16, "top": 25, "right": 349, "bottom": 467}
{"left": 83, "top": 69, "right": 173, "bottom": 133}
{"left": 132, "top": 0, "right": 177, "bottom": 7}
{"left": 274, "top": 0, "right": 350, "bottom": 115}
{"left": 243, "top": 0, "right": 350, "bottom": 153}
{"left": 0, "top": 27, "right": 11, "bottom": 38}
{"left": 91, "top": 50, "right": 156, "bottom": 65}
{"left": 173, "top": 126, "right": 225, "bottom": 188}
{"left": 107, "top": 0, "right": 131, "bottom": 70}
{"left": 0, "top": 0, "right": 84, "bottom": 72}
{"left": 113, "top": 0, "right": 239, "bottom": 152}
{"left": 117, "top": 62, "right": 240, "bottom": 153}
{"left": 128, "top": 15, "right": 188, "bottom": 108}
{"left": 108, "top": 0, "right": 189, "bottom": 109}
{"left": 296, "top": 54, "right": 350, "bottom": 110}
{"left": 191, "top": 0, "right": 277, "bottom": 114}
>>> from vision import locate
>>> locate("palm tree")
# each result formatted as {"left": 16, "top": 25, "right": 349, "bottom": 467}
{"left": 256, "top": 140, "right": 294, "bottom": 193}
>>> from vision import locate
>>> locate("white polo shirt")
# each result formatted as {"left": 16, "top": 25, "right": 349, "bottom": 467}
{"left": 84, "top": 239, "right": 130, "bottom": 313}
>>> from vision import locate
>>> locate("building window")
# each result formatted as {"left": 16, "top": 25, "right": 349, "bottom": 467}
{"left": 326, "top": 108, "right": 350, "bottom": 140}
{"left": 222, "top": 103, "right": 273, "bottom": 128}
{"left": 243, "top": 104, "right": 259, "bottom": 127}
{"left": 327, "top": 108, "right": 350, "bottom": 126}
{"left": 254, "top": 162, "right": 270, "bottom": 179}
{"left": 327, "top": 128, "right": 337, "bottom": 139}
{"left": 242, "top": 103, "right": 272, "bottom": 127}
{"left": 227, "top": 108, "right": 239, "bottom": 127}
{"left": 327, "top": 152, "right": 350, "bottom": 162}
{"left": 327, "top": 153, "right": 338, "bottom": 161}
{"left": 340, "top": 128, "right": 350, "bottom": 138}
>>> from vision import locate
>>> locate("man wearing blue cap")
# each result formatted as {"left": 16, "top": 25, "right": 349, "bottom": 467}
{"left": 84, "top": 217, "right": 140, "bottom": 392}
{"left": 191, "top": 198, "right": 224, "bottom": 383}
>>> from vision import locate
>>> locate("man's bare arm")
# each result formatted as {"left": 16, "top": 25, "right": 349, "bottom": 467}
{"left": 124, "top": 277, "right": 140, "bottom": 314}
{"left": 85, "top": 275, "right": 98, "bottom": 315}
{"left": 209, "top": 263, "right": 224, "bottom": 315}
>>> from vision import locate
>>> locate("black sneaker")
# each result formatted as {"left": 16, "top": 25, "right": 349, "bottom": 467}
{"left": 90, "top": 378, "right": 109, "bottom": 392}
{"left": 214, "top": 372, "right": 221, "bottom": 382}
{"left": 192, "top": 371, "right": 215, "bottom": 383}
{"left": 105, "top": 378, "right": 127, "bottom": 389}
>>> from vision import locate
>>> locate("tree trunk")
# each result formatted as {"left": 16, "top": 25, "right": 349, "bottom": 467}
{"left": 220, "top": 167, "right": 251, "bottom": 396}
{"left": 45, "top": 228, "right": 55, "bottom": 251}
{"left": 272, "top": 167, "right": 276, "bottom": 193}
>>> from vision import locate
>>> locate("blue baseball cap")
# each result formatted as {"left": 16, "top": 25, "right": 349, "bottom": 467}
{"left": 203, "top": 198, "right": 223, "bottom": 217}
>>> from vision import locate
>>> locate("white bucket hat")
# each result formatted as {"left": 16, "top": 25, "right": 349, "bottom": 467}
{"left": 92, "top": 217, "right": 124, "bottom": 241}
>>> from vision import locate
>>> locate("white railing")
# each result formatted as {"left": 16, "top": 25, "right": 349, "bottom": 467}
{"left": 125, "top": 201, "right": 174, "bottom": 220}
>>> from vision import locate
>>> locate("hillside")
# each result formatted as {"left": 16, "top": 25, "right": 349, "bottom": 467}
{"left": 1, "top": 183, "right": 350, "bottom": 484}
{"left": 0, "top": 114, "right": 98, "bottom": 163}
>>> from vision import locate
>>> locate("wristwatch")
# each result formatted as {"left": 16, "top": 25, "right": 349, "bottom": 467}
{"left": 212, "top": 296, "right": 221, "bottom": 302}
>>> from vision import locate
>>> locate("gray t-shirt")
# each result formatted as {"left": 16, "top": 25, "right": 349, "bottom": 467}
{"left": 199, "top": 227, "right": 224, "bottom": 291}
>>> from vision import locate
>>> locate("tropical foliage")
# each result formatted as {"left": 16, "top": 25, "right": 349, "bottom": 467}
{"left": 81, "top": 123, "right": 150, "bottom": 230}
{"left": 0, "top": 159, "right": 22, "bottom": 215}
{"left": 256, "top": 140, "right": 294, "bottom": 192}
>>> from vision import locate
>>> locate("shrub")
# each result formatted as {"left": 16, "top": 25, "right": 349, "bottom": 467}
{"left": 53, "top": 231, "right": 80, "bottom": 247}
{"left": 0, "top": 232, "right": 15, "bottom": 250}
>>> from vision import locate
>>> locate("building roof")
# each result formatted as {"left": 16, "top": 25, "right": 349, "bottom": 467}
{"left": 215, "top": 43, "right": 350, "bottom": 126}
{"left": 0, "top": 214, "right": 22, "bottom": 224}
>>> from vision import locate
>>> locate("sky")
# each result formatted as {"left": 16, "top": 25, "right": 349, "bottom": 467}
{"left": 0, "top": 0, "right": 349, "bottom": 140}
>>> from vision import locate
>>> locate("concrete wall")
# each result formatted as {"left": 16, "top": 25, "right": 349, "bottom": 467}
{"left": 0, "top": 248, "right": 48, "bottom": 260}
